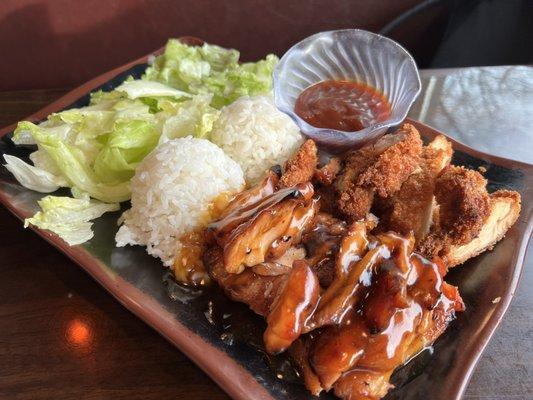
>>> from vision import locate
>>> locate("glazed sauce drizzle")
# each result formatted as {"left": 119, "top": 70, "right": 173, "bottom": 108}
{"left": 295, "top": 79, "right": 392, "bottom": 132}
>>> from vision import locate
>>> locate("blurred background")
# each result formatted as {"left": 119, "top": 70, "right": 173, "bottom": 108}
{"left": 0, "top": 0, "right": 531, "bottom": 91}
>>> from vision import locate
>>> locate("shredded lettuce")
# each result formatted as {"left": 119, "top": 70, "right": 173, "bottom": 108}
{"left": 115, "top": 80, "right": 192, "bottom": 100}
{"left": 3, "top": 154, "right": 67, "bottom": 192}
{"left": 6, "top": 40, "right": 278, "bottom": 245}
{"left": 144, "top": 40, "right": 278, "bottom": 108}
{"left": 24, "top": 192, "right": 120, "bottom": 246}
{"left": 13, "top": 120, "right": 132, "bottom": 202}
{"left": 94, "top": 119, "right": 159, "bottom": 183}
{"left": 157, "top": 94, "right": 220, "bottom": 142}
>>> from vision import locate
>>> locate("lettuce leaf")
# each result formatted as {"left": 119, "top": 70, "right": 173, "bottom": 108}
{"left": 94, "top": 119, "right": 159, "bottom": 183}
{"left": 13, "top": 121, "right": 131, "bottom": 202}
{"left": 3, "top": 154, "right": 67, "bottom": 192}
{"left": 115, "top": 80, "right": 192, "bottom": 100}
{"left": 157, "top": 94, "right": 219, "bottom": 142}
{"left": 144, "top": 40, "right": 278, "bottom": 108}
{"left": 24, "top": 192, "right": 120, "bottom": 245}
{"left": 30, "top": 149, "right": 63, "bottom": 176}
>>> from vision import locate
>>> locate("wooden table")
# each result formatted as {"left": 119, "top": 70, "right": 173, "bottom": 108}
{"left": 0, "top": 72, "right": 531, "bottom": 399}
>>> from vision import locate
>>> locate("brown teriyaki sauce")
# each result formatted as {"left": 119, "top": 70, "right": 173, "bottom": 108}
{"left": 163, "top": 271, "right": 302, "bottom": 383}
{"left": 162, "top": 259, "right": 438, "bottom": 389}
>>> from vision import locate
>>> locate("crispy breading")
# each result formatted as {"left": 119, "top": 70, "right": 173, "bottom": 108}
{"left": 434, "top": 165, "right": 491, "bottom": 245}
{"left": 339, "top": 146, "right": 377, "bottom": 184}
{"left": 357, "top": 123, "right": 423, "bottom": 197}
{"left": 335, "top": 123, "right": 423, "bottom": 221}
{"left": 423, "top": 135, "right": 453, "bottom": 174}
{"left": 337, "top": 184, "right": 375, "bottom": 221}
{"left": 334, "top": 145, "right": 377, "bottom": 220}
{"left": 444, "top": 190, "right": 521, "bottom": 267}
{"left": 416, "top": 232, "right": 444, "bottom": 259}
{"left": 378, "top": 135, "right": 453, "bottom": 241}
{"left": 416, "top": 164, "right": 496, "bottom": 261}
{"left": 278, "top": 139, "right": 318, "bottom": 188}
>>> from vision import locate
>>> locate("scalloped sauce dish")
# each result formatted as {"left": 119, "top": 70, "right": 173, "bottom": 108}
{"left": 273, "top": 30, "right": 421, "bottom": 149}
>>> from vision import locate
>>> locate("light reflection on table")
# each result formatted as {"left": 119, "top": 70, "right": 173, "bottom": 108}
{"left": 66, "top": 318, "right": 93, "bottom": 349}
{"left": 409, "top": 65, "right": 533, "bottom": 164}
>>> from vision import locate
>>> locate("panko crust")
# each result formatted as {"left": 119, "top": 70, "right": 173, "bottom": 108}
{"left": 335, "top": 123, "right": 423, "bottom": 221}
{"left": 377, "top": 134, "right": 453, "bottom": 241}
{"left": 278, "top": 139, "right": 318, "bottom": 188}
{"left": 434, "top": 165, "right": 491, "bottom": 246}
{"left": 357, "top": 123, "right": 423, "bottom": 198}
{"left": 443, "top": 189, "right": 522, "bottom": 267}
{"left": 337, "top": 184, "right": 375, "bottom": 221}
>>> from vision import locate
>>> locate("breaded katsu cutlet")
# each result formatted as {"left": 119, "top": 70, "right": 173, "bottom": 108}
{"left": 335, "top": 123, "right": 423, "bottom": 221}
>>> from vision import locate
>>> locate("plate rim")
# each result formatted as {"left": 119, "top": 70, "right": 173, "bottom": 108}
{"left": 0, "top": 39, "right": 531, "bottom": 400}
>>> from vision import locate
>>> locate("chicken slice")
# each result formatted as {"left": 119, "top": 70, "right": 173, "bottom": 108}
{"left": 417, "top": 165, "right": 493, "bottom": 260}
{"left": 253, "top": 246, "right": 307, "bottom": 275}
{"left": 207, "top": 169, "right": 281, "bottom": 244}
{"left": 204, "top": 246, "right": 286, "bottom": 316}
{"left": 289, "top": 338, "right": 324, "bottom": 396}
{"left": 444, "top": 190, "right": 521, "bottom": 267}
{"left": 424, "top": 134, "right": 453, "bottom": 174}
{"left": 266, "top": 198, "right": 320, "bottom": 260}
{"left": 213, "top": 183, "right": 315, "bottom": 273}
{"left": 333, "top": 369, "right": 393, "bottom": 400}
{"left": 314, "top": 157, "right": 342, "bottom": 186}
{"left": 251, "top": 262, "right": 293, "bottom": 277}
{"left": 310, "top": 319, "right": 369, "bottom": 390}
{"left": 302, "top": 212, "right": 348, "bottom": 288}
{"left": 223, "top": 198, "right": 317, "bottom": 273}
{"left": 357, "top": 123, "right": 423, "bottom": 198}
{"left": 264, "top": 260, "right": 320, "bottom": 354}
{"left": 278, "top": 139, "right": 318, "bottom": 188}
{"left": 336, "top": 123, "right": 423, "bottom": 221}
{"left": 434, "top": 165, "right": 491, "bottom": 245}
{"left": 219, "top": 168, "right": 280, "bottom": 219}
{"left": 337, "top": 186, "right": 376, "bottom": 223}
{"left": 380, "top": 135, "right": 453, "bottom": 241}
{"left": 306, "top": 218, "right": 383, "bottom": 331}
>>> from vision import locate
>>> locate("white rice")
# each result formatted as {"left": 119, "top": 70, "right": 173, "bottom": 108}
{"left": 115, "top": 137, "right": 245, "bottom": 266}
{"left": 210, "top": 95, "right": 303, "bottom": 185}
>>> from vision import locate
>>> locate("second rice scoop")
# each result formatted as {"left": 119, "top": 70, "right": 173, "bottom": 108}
{"left": 210, "top": 95, "right": 303, "bottom": 185}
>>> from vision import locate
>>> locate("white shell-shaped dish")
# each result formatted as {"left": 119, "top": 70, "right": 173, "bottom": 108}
{"left": 273, "top": 29, "right": 421, "bottom": 149}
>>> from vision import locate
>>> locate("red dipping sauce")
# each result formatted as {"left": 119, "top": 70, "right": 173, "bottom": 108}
{"left": 295, "top": 79, "right": 392, "bottom": 132}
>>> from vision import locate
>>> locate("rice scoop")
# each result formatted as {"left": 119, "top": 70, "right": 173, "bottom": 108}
{"left": 115, "top": 137, "right": 245, "bottom": 269}
{"left": 210, "top": 95, "right": 303, "bottom": 185}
